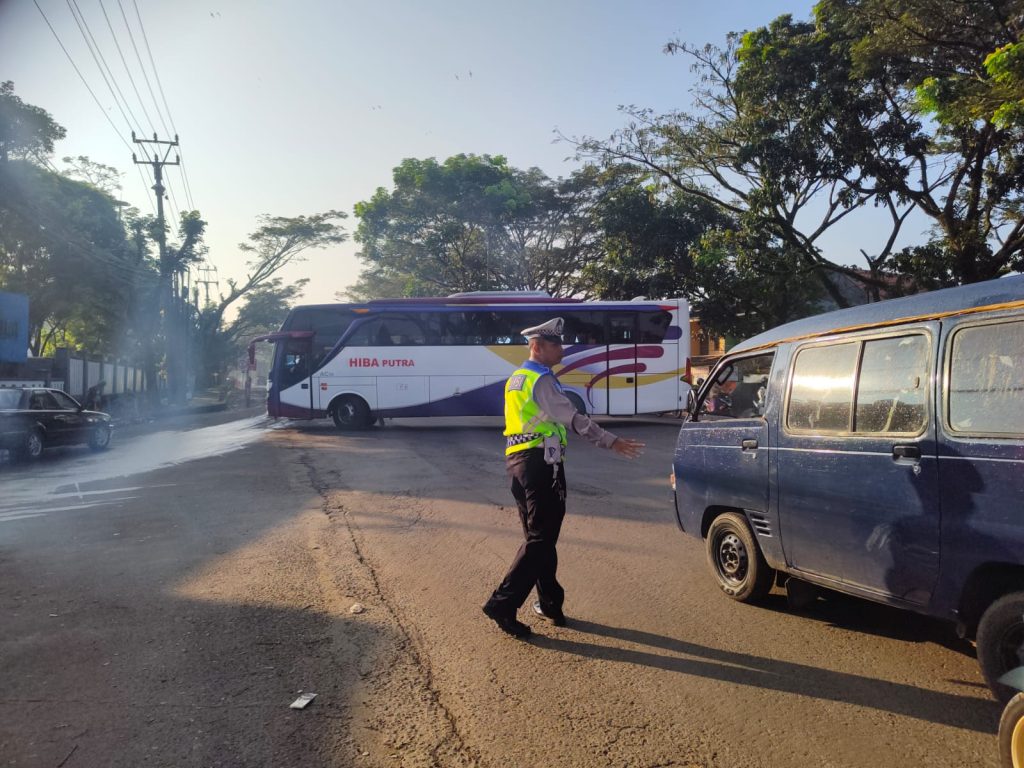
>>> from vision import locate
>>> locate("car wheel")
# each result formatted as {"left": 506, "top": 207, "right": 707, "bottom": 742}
{"left": 706, "top": 512, "right": 774, "bottom": 603}
{"left": 88, "top": 425, "right": 112, "bottom": 451}
{"left": 1000, "top": 692, "right": 1024, "bottom": 767}
{"left": 978, "top": 592, "right": 1024, "bottom": 703}
{"left": 331, "top": 396, "right": 372, "bottom": 431}
{"left": 18, "top": 429, "right": 44, "bottom": 462}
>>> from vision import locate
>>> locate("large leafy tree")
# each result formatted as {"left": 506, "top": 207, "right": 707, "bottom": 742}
{"left": 351, "top": 155, "right": 601, "bottom": 298}
{"left": 587, "top": 178, "right": 824, "bottom": 337}
{"left": 195, "top": 211, "right": 346, "bottom": 383}
{"left": 0, "top": 160, "right": 145, "bottom": 356}
{"left": 0, "top": 80, "right": 65, "bottom": 163}
{"left": 574, "top": 1, "right": 1024, "bottom": 329}
{"left": 816, "top": 0, "right": 1024, "bottom": 282}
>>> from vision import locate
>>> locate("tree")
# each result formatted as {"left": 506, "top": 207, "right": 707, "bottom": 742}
{"left": 61, "top": 155, "right": 123, "bottom": 197}
{"left": 817, "top": 0, "right": 1024, "bottom": 282}
{"left": 195, "top": 211, "right": 346, "bottom": 383}
{"left": 0, "top": 81, "right": 66, "bottom": 163}
{"left": 573, "top": 3, "right": 1024, "bottom": 330}
{"left": 351, "top": 155, "right": 602, "bottom": 298}
{"left": 587, "top": 177, "right": 825, "bottom": 338}
{"left": 0, "top": 159, "right": 145, "bottom": 355}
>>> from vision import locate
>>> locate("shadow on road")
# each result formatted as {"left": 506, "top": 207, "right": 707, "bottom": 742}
{"left": 532, "top": 619, "right": 998, "bottom": 734}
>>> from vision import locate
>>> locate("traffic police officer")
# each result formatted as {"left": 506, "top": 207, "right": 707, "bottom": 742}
{"left": 482, "top": 317, "right": 645, "bottom": 638}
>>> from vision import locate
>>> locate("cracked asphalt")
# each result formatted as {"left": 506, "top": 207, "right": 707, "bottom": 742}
{"left": 0, "top": 412, "right": 1003, "bottom": 767}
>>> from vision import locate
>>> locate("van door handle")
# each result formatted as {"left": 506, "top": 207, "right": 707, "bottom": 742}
{"left": 741, "top": 439, "right": 758, "bottom": 450}
{"left": 893, "top": 444, "right": 920, "bottom": 460}
{"left": 301, "top": 383, "right": 309, "bottom": 389}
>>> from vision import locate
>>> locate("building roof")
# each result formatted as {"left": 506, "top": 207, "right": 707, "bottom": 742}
{"left": 731, "top": 275, "right": 1024, "bottom": 354}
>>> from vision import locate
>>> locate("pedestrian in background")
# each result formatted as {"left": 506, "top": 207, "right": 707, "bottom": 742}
{"left": 482, "top": 317, "right": 645, "bottom": 639}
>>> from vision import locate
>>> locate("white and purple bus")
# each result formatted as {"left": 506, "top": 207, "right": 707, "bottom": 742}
{"left": 251, "top": 293, "right": 691, "bottom": 429}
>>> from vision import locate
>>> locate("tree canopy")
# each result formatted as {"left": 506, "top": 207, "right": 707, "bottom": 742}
{"left": 351, "top": 154, "right": 602, "bottom": 298}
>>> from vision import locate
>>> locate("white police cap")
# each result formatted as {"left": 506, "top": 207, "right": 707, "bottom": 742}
{"left": 521, "top": 317, "right": 564, "bottom": 341}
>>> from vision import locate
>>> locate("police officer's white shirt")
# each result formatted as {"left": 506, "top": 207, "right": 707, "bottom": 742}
{"left": 531, "top": 375, "right": 618, "bottom": 449}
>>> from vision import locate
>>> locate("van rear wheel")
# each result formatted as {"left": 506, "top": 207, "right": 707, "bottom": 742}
{"left": 978, "top": 592, "right": 1024, "bottom": 703}
{"left": 706, "top": 512, "right": 774, "bottom": 603}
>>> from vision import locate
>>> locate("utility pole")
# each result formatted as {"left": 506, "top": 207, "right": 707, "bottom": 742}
{"left": 132, "top": 132, "right": 183, "bottom": 404}
{"left": 196, "top": 264, "right": 219, "bottom": 307}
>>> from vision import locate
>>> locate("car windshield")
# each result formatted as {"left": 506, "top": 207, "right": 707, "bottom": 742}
{"left": 0, "top": 389, "right": 22, "bottom": 409}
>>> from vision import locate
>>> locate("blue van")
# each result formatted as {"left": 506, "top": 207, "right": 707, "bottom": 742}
{"left": 672, "top": 275, "right": 1024, "bottom": 700}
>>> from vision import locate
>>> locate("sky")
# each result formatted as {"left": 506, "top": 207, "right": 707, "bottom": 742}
{"left": 0, "top": 0, "right": 899, "bottom": 309}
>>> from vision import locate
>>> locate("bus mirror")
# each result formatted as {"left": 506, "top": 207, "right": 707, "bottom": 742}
{"left": 696, "top": 377, "right": 705, "bottom": 389}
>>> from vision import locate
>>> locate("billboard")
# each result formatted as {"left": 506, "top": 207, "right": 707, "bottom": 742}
{"left": 0, "top": 291, "right": 29, "bottom": 364}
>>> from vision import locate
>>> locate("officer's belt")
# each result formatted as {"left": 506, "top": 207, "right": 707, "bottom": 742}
{"left": 506, "top": 432, "right": 543, "bottom": 448}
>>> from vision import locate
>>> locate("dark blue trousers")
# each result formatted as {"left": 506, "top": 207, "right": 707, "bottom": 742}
{"left": 485, "top": 448, "right": 567, "bottom": 616}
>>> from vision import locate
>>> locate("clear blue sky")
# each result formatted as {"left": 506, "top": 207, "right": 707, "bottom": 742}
{"left": 2, "top": 0, "right": 901, "bottom": 307}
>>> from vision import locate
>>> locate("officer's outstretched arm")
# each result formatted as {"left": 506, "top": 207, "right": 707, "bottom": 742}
{"left": 611, "top": 437, "right": 645, "bottom": 459}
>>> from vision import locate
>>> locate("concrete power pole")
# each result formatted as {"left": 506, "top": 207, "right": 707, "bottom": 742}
{"left": 132, "top": 132, "right": 184, "bottom": 404}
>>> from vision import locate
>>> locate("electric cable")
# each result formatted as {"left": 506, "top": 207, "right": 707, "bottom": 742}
{"left": 117, "top": 0, "right": 169, "bottom": 136}
{"left": 132, "top": 0, "right": 196, "bottom": 211}
{"left": 98, "top": 0, "right": 157, "bottom": 135}
{"left": 33, "top": 0, "right": 134, "bottom": 155}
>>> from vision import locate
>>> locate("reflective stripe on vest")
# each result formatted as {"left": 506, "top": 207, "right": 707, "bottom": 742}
{"left": 504, "top": 365, "right": 567, "bottom": 456}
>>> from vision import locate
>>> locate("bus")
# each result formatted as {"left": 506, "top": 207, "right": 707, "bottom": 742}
{"left": 249, "top": 293, "right": 691, "bottom": 429}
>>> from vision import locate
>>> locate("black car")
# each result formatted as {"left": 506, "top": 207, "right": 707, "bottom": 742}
{"left": 0, "top": 387, "right": 113, "bottom": 461}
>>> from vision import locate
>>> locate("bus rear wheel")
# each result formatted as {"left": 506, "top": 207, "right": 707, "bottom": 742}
{"left": 331, "top": 395, "right": 372, "bottom": 431}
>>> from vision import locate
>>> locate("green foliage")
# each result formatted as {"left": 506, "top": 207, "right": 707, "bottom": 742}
{"left": 0, "top": 159, "right": 152, "bottom": 356}
{"left": 352, "top": 155, "right": 601, "bottom": 298}
{"left": 816, "top": 0, "right": 1024, "bottom": 281}
{"left": 0, "top": 81, "right": 66, "bottom": 163}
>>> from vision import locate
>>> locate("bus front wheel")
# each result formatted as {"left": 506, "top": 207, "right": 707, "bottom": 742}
{"left": 331, "top": 396, "right": 372, "bottom": 431}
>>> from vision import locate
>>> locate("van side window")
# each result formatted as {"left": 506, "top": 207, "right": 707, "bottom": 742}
{"left": 701, "top": 353, "right": 774, "bottom": 420}
{"left": 787, "top": 343, "right": 858, "bottom": 431}
{"left": 855, "top": 335, "right": 929, "bottom": 434}
{"left": 948, "top": 319, "right": 1024, "bottom": 436}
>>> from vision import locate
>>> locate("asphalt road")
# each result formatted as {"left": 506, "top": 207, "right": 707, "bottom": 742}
{"left": 0, "top": 412, "right": 1002, "bottom": 767}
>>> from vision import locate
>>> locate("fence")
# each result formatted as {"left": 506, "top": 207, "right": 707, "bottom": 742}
{"left": 0, "top": 348, "right": 149, "bottom": 401}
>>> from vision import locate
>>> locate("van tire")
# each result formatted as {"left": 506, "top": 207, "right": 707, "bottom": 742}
{"left": 706, "top": 512, "right": 774, "bottom": 603}
{"left": 977, "top": 592, "right": 1024, "bottom": 703}
{"left": 330, "top": 395, "right": 372, "bottom": 431}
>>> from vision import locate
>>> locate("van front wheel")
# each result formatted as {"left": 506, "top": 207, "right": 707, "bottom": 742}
{"left": 978, "top": 592, "right": 1024, "bottom": 703}
{"left": 706, "top": 512, "right": 774, "bottom": 603}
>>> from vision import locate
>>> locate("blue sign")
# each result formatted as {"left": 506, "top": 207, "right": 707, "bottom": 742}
{"left": 0, "top": 291, "right": 29, "bottom": 364}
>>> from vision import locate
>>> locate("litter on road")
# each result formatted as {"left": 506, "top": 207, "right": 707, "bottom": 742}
{"left": 289, "top": 692, "right": 317, "bottom": 710}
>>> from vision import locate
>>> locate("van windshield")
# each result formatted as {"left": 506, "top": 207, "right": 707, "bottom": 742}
{"left": 699, "top": 354, "right": 774, "bottom": 420}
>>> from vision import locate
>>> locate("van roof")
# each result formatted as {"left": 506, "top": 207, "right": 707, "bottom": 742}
{"left": 731, "top": 274, "right": 1024, "bottom": 355}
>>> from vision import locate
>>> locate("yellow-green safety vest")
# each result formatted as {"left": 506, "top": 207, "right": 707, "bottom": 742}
{"left": 504, "top": 364, "right": 567, "bottom": 456}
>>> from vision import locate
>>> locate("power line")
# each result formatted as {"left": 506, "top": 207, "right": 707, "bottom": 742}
{"left": 116, "top": 0, "right": 169, "bottom": 137}
{"left": 99, "top": 0, "right": 157, "bottom": 135}
{"left": 131, "top": 0, "right": 196, "bottom": 211}
{"left": 66, "top": 0, "right": 144, "bottom": 137}
{"left": 33, "top": 0, "right": 134, "bottom": 155}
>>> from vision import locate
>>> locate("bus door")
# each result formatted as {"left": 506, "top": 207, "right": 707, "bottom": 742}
{"left": 606, "top": 313, "right": 637, "bottom": 415}
{"left": 277, "top": 335, "right": 314, "bottom": 416}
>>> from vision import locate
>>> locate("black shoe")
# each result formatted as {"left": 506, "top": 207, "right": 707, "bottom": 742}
{"left": 532, "top": 601, "right": 567, "bottom": 627}
{"left": 482, "top": 604, "right": 532, "bottom": 639}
